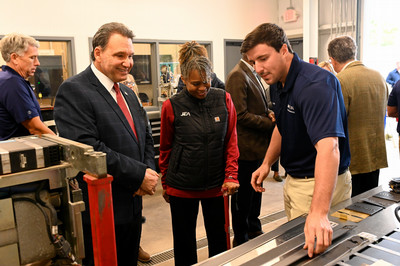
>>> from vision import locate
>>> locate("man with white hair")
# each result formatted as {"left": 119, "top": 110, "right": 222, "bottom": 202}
{"left": 0, "top": 33, "right": 54, "bottom": 140}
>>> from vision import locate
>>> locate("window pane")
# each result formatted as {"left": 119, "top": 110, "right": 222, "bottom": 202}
{"left": 28, "top": 40, "right": 73, "bottom": 108}
{"left": 362, "top": 0, "right": 400, "bottom": 78}
{"left": 132, "top": 43, "right": 154, "bottom": 106}
{"left": 159, "top": 44, "right": 181, "bottom": 88}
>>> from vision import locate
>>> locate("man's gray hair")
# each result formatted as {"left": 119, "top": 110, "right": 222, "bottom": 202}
{"left": 181, "top": 56, "right": 212, "bottom": 82}
{"left": 0, "top": 33, "right": 39, "bottom": 62}
{"left": 328, "top": 36, "right": 357, "bottom": 63}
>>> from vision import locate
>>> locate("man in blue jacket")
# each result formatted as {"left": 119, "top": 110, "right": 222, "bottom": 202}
{"left": 386, "top": 62, "right": 400, "bottom": 87}
{"left": 0, "top": 33, "right": 55, "bottom": 140}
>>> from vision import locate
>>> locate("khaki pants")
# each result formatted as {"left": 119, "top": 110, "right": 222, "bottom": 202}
{"left": 283, "top": 170, "right": 352, "bottom": 220}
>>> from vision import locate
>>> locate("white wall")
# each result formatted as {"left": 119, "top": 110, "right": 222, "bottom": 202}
{"left": 318, "top": 0, "right": 357, "bottom": 62}
{"left": 275, "top": 0, "right": 358, "bottom": 62}
{"left": 0, "top": 0, "right": 278, "bottom": 80}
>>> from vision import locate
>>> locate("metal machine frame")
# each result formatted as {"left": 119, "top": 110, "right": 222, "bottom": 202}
{"left": 0, "top": 134, "right": 113, "bottom": 265}
{"left": 197, "top": 187, "right": 400, "bottom": 265}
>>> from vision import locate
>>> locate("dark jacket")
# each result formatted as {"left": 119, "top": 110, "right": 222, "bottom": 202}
{"left": 54, "top": 66, "right": 155, "bottom": 224}
{"left": 166, "top": 88, "right": 227, "bottom": 190}
{"left": 225, "top": 60, "right": 274, "bottom": 161}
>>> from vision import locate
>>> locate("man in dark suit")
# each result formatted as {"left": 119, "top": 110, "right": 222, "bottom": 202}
{"left": 225, "top": 54, "right": 275, "bottom": 246}
{"left": 54, "top": 22, "right": 159, "bottom": 265}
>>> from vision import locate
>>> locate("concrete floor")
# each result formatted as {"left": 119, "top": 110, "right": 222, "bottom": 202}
{"left": 140, "top": 173, "right": 287, "bottom": 266}
{"left": 139, "top": 117, "right": 400, "bottom": 265}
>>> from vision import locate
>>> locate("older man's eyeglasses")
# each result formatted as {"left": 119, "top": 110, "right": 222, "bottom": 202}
{"left": 122, "top": 81, "right": 135, "bottom": 87}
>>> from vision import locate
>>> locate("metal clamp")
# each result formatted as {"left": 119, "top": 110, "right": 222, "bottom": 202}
{"left": 42, "top": 134, "right": 107, "bottom": 178}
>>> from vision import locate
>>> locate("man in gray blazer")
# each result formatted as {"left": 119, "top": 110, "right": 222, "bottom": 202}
{"left": 54, "top": 22, "right": 159, "bottom": 265}
{"left": 226, "top": 54, "right": 275, "bottom": 246}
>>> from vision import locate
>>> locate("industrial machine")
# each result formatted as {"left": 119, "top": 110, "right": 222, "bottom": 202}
{"left": 198, "top": 187, "right": 400, "bottom": 266}
{"left": 0, "top": 134, "right": 107, "bottom": 266}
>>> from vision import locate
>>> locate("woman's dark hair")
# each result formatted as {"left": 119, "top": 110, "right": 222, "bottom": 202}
{"left": 181, "top": 56, "right": 212, "bottom": 81}
{"left": 178, "top": 41, "right": 208, "bottom": 67}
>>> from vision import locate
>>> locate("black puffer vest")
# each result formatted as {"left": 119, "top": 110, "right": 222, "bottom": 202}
{"left": 166, "top": 88, "right": 228, "bottom": 190}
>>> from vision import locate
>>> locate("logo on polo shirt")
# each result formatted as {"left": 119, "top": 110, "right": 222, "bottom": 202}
{"left": 181, "top": 112, "right": 191, "bottom": 116}
{"left": 287, "top": 104, "right": 295, "bottom": 114}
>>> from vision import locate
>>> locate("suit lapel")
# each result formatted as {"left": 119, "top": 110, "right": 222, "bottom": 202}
{"left": 239, "top": 61, "right": 269, "bottom": 107}
{"left": 87, "top": 69, "right": 139, "bottom": 145}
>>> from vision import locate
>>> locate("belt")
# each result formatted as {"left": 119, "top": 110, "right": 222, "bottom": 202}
{"left": 290, "top": 168, "right": 348, "bottom": 179}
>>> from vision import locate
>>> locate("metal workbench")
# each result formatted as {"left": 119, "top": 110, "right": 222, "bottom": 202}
{"left": 198, "top": 187, "right": 400, "bottom": 266}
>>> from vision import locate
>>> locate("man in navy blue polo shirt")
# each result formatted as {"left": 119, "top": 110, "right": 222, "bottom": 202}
{"left": 0, "top": 33, "right": 54, "bottom": 140}
{"left": 243, "top": 23, "right": 351, "bottom": 258}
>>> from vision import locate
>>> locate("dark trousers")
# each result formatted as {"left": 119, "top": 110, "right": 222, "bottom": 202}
{"left": 351, "top": 169, "right": 380, "bottom": 197}
{"left": 82, "top": 214, "right": 142, "bottom": 266}
{"left": 169, "top": 196, "right": 227, "bottom": 266}
{"left": 231, "top": 159, "right": 263, "bottom": 245}
{"left": 271, "top": 158, "right": 279, "bottom": 172}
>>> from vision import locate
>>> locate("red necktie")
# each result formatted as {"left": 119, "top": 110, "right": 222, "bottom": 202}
{"left": 114, "top": 83, "right": 138, "bottom": 139}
